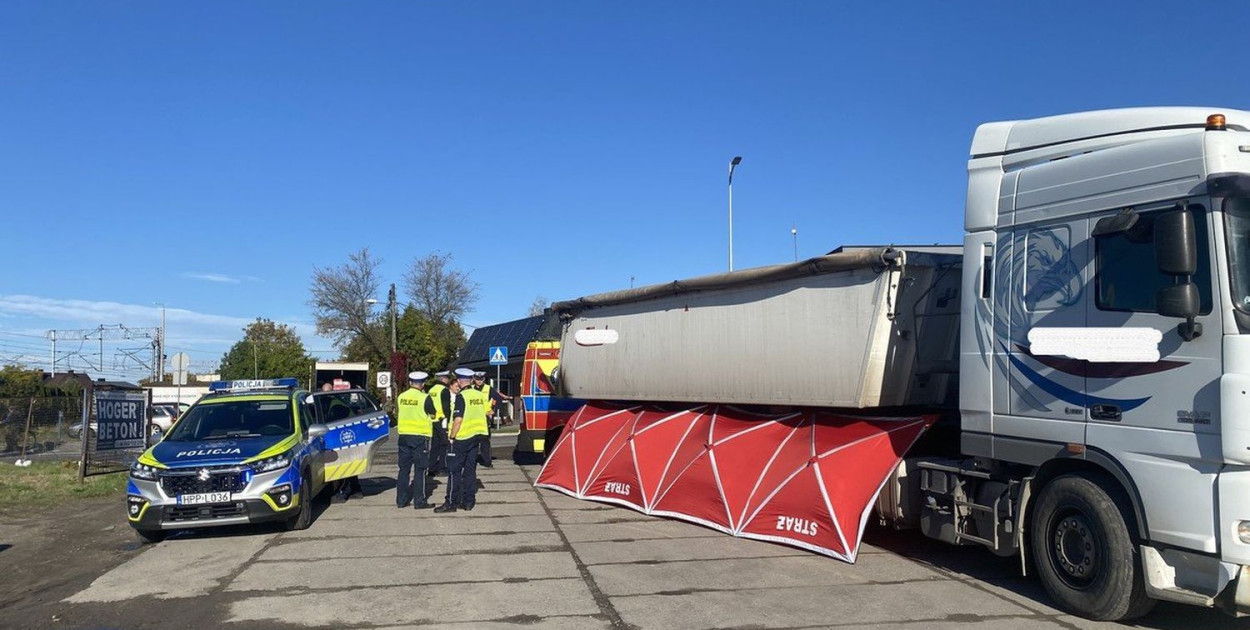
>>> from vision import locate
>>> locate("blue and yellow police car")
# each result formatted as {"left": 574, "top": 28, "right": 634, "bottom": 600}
{"left": 126, "top": 378, "right": 389, "bottom": 543}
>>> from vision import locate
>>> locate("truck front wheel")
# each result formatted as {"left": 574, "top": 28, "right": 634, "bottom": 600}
{"left": 1030, "top": 474, "right": 1154, "bottom": 621}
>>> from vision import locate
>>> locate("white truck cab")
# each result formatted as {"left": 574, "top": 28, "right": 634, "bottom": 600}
{"left": 953, "top": 107, "right": 1250, "bottom": 618}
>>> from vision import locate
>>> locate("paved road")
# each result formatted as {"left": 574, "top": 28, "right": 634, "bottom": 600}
{"left": 57, "top": 455, "right": 1245, "bottom": 630}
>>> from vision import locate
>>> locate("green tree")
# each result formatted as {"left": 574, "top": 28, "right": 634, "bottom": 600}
{"left": 0, "top": 365, "right": 46, "bottom": 398}
{"left": 395, "top": 307, "right": 454, "bottom": 372}
{"left": 342, "top": 307, "right": 467, "bottom": 374}
{"left": 220, "top": 319, "right": 313, "bottom": 384}
{"left": 0, "top": 365, "right": 82, "bottom": 398}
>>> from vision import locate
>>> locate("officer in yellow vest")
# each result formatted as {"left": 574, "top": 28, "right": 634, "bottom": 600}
{"left": 435, "top": 368, "right": 490, "bottom": 513}
{"left": 396, "top": 371, "right": 438, "bottom": 509}
{"left": 472, "top": 372, "right": 494, "bottom": 468}
{"left": 426, "top": 371, "right": 451, "bottom": 476}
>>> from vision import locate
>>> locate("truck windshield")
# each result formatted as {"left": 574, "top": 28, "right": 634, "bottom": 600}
{"left": 1226, "top": 198, "right": 1250, "bottom": 311}
{"left": 162, "top": 399, "right": 294, "bottom": 441}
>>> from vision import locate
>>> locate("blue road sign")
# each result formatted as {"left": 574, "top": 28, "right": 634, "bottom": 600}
{"left": 489, "top": 346, "right": 508, "bottom": 365}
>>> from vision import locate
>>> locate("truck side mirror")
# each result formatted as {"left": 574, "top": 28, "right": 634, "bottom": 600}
{"left": 1155, "top": 210, "right": 1197, "bottom": 275}
{"left": 1153, "top": 208, "right": 1202, "bottom": 340}
{"left": 1157, "top": 283, "right": 1199, "bottom": 319}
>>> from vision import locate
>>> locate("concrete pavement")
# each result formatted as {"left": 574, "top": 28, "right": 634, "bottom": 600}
{"left": 60, "top": 456, "right": 1245, "bottom": 629}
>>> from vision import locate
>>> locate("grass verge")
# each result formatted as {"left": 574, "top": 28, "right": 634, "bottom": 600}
{"left": 0, "top": 461, "right": 125, "bottom": 514}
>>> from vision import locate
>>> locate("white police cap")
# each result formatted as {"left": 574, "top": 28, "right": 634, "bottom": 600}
{"left": 409, "top": 371, "right": 429, "bottom": 382}
{"left": 435, "top": 370, "right": 450, "bottom": 378}
{"left": 473, "top": 371, "right": 485, "bottom": 378}
{"left": 454, "top": 368, "right": 475, "bottom": 380}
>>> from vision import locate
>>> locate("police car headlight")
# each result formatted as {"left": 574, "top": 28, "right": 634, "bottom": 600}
{"left": 127, "top": 495, "right": 147, "bottom": 517}
{"left": 130, "top": 462, "right": 160, "bottom": 481}
{"left": 252, "top": 452, "right": 292, "bottom": 473}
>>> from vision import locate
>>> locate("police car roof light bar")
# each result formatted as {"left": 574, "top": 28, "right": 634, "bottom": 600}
{"left": 208, "top": 378, "right": 301, "bottom": 392}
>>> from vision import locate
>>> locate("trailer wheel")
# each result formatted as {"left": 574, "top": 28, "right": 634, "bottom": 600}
{"left": 1030, "top": 474, "right": 1154, "bottom": 621}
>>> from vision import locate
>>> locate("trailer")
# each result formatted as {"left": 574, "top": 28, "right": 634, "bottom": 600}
{"left": 312, "top": 361, "right": 369, "bottom": 391}
{"left": 542, "top": 107, "right": 1250, "bottom": 621}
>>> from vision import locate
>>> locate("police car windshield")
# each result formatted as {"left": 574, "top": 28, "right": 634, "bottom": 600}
{"left": 163, "top": 399, "right": 294, "bottom": 441}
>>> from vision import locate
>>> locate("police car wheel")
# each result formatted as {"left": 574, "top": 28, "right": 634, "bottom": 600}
{"left": 285, "top": 472, "right": 313, "bottom": 531}
{"left": 134, "top": 528, "right": 165, "bottom": 544}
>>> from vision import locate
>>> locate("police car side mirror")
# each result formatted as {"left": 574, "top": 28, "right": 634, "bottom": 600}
{"left": 308, "top": 424, "right": 329, "bottom": 439}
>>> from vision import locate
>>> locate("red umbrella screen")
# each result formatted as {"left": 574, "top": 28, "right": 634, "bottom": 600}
{"left": 535, "top": 401, "right": 934, "bottom": 562}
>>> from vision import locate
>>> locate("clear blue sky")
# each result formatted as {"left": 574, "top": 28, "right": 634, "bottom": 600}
{"left": 1, "top": 1, "right": 1245, "bottom": 377}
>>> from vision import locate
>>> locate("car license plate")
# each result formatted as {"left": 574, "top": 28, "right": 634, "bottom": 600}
{"left": 178, "top": 492, "right": 231, "bottom": 505}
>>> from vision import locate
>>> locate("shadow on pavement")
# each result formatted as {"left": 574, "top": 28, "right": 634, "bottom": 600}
{"left": 863, "top": 525, "right": 1247, "bottom": 629}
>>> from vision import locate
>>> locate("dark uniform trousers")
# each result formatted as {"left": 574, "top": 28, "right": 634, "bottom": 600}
{"left": 477, "top": 429, "right": 492, "bottom": 467}
{"left": 429, "top": 423, "right": 449, "bottom": 475}
{"left": 444, "top": 437, "right": 481, "bottom": 508}
{"left": 396, "top": 434, "right": 430, "bottom": 507}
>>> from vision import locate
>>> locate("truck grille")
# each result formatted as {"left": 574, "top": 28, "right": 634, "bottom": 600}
{"left": 166, "top": 503, "right": 246, "bottom": 522}
{"left": 160, "top": 468, "right": 247, "bottom": 496}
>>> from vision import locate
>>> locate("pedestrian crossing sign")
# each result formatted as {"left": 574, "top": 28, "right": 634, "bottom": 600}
{"left": 489, "top": 346, "right": 508, "bottom": 365}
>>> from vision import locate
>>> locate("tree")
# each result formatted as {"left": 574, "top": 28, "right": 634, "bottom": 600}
{"left": 309, "top": 248, "right": 387, "bottom": 357}
{"left": 341, "top": 307, "right": 467, "bottom": 376}
{"left": 528, "top": 296, "right": 549, "bottom": 317}
{"left": 394, "top": 306, "right": 468, "bottom": 372}
{"left": 403, "top": 252, "right": 479, "bottom": 323}
{"left": 220, "top": 319, "right": 313, "bottom": 383}
{"left": 0, "top": 365, "right": 82, "bottom": 398}
{"left": 340, "top": 320, "right": 387, "bottom": 368}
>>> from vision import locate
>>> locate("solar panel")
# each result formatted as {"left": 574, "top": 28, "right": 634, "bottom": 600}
{"left": 457, "top": 315, "right": 548, "bottom": 368}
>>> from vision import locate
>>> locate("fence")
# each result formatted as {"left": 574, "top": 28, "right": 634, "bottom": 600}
{"left": 0, "top": 396, "right": 84, "bottom": 463}
{"left": 0, "top": 393, "right": 151, "bottom": 476}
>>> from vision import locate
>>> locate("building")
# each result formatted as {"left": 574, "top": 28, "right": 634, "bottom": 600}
{"left": 457, "top": 315, "right": 559, "bottom": 396}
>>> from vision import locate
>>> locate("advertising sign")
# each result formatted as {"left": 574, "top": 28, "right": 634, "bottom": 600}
{"left": 95, "top": 391, "right": 147, "bottom": 450}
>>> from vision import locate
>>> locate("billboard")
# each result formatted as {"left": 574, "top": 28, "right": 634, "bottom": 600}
{"left": 95, "top": 391, "right": 147, "bottom": 450}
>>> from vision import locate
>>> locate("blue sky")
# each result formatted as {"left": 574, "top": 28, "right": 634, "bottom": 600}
{"left": 1, "top": 1, "right": 1245, "bottom": 377}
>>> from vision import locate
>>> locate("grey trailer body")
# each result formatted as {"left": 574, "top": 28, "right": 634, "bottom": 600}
{"left": 552, "top": 247, "right": 961, "bottom": 409}
{"left": 550, "top": 108, "right": 1250, "bottom": 620}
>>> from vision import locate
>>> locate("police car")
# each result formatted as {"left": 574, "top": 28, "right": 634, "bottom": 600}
{"left": 126, "top": 378, "right": 389, "bottom": 543}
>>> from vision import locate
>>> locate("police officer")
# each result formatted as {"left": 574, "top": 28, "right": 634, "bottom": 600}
{"left": 435, "top": 368, "right": 489, "bottom": 513}
{"left": 396, "top": 371, "right": 438, "bottom": 509}
{"left": 426, "top": 370, "right": 451, "bottom": 476}
{"left": 472, "top": 371, "right": 507, "bottom": 468}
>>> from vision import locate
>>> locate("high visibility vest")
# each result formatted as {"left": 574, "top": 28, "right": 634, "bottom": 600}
{"left": 457, "top": 388, "right": 490, "bottom": 438}
{"left": 427, "top": 383, "right": 447, "bottom": 419}
{"left": 396, "top": 388, "right": 433, "bottom": 436}
{"left": 481, "top": 384, "right": 494, "bottom": 411}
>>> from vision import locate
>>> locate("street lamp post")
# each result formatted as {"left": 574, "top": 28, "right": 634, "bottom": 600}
{"left": 728, "top": 156, "right": 743, "bottom": 271}
{"left": 792, "top": 224, "right": 798, "bottom": 262}
{"left": 388, "top": 284, "right": 397, "bottom": 354}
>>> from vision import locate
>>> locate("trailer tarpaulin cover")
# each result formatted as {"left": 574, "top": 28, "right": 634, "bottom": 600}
{"left": 535, "top": 401, "right": 934, "bottom": 562}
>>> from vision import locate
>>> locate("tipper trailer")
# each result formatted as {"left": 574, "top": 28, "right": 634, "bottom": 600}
{"left": 548, "top": 107, "right": 1250, "bottom": 620}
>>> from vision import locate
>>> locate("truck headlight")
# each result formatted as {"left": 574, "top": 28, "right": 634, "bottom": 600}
{"left": 1238, "top": 521, "right": 1250, "bottom": 544}
{"left": 130, "top": 462, "right": 160, "bottom": 481}
{"left": 252, "top": 452, "right": 292, "bottom": 474}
